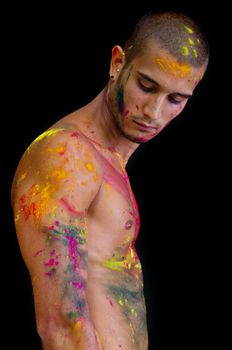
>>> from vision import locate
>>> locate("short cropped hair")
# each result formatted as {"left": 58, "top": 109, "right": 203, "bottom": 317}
{"left": 124, "top": 11, "right": 209, "bottom": 67}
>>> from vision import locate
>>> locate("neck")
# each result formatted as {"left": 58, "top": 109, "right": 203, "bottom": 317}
{"left": 76, "top": 87, "right": 139, "bottom": 168}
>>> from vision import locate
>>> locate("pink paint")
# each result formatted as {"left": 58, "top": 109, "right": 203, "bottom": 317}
{"left": 45, "top": 271, "right": 53, "bottom": 277}
{"left": 68, "top": 237, "right": 78, "bottom": 271}
{"left": 60, "top": 197, "right": 85, "bottom": 217}
{"left": 72, "top": 281, "right": 84, "bottom": 289}
{"left": 34, "top": 249, "right": 45, "bottom": 257}
{"left": 106, "top": 296, "right": 114, "bottom": 307}
{"left": 50, "top": 250, "right": 55, "bottom": 255}
{"left": 44, "top": 258, "right": 54, "bottom": 266}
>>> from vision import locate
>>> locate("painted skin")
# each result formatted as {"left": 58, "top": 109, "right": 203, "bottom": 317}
{"left": 12, "top": 38, "right": 206, "bottom": 349}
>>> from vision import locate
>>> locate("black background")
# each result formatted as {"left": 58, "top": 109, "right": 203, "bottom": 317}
{"left": 1, "top": 1, "right": 227, "bottom": 349}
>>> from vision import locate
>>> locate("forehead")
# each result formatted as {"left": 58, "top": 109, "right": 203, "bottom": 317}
{"left": 131, "top": 40, "right": 205, "bottom": 91}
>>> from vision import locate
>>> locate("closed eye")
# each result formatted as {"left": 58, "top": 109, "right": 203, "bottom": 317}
{"left": 137, "top": 79, "right": 155, "bottom": 93}
{"left": 168, "top": 96, "right": 183, "bottom": 105}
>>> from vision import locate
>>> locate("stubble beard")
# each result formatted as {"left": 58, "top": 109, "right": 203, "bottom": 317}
{"left": 107, "top": 82, "right": 146, "bottom": 145}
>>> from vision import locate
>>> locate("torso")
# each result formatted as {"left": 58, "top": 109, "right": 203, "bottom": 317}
{"left": 86, "top": 146, "right": 148, "bottom": 350}
{"left": 57, "top": 115, "right": 148, "bottom": 349}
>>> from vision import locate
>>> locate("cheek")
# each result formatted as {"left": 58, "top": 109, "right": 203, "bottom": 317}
{"left": 123, "top": 87, "right": 143, "bottom": 115}
{"left": 169, "top": 102, "right": 186, "bottom": 119}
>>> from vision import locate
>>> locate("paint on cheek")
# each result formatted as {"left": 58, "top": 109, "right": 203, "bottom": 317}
{"left": 123, "top": 109, "right": 129, "bottom": 118}
{"left": 117, "top": 86, "right": 125, "bottom": 114}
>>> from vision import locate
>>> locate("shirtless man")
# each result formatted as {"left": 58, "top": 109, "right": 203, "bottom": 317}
{"left": 11, "top": 11, "right": 209, "bottom": 350}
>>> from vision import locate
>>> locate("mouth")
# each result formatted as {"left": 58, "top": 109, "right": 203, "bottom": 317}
{"left": 133, "top": 120, "right": 158, "bottom": 132}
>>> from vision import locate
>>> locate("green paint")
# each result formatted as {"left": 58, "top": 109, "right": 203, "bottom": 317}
{"left": 67, "top": 311, "right": 80, "bottom": 319}
{"left": 117, "top": 86, "right": 125, "bottom": 114}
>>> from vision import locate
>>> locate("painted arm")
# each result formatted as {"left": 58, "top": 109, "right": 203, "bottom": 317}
{"left": 12, "top": 129, "right": 103, "bottom": 349}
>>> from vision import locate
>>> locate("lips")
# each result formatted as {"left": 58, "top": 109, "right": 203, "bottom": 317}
{"left": 133, "top": 120, "right": 158, "bottom": 131}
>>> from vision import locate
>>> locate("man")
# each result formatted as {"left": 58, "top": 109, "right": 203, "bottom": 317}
{"left": 11, "top": 11, "right": 209, "bottom": 350}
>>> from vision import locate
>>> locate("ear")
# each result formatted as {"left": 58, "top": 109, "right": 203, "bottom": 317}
{"left": 109, "top": 45, "right": 125, "bottom": 79}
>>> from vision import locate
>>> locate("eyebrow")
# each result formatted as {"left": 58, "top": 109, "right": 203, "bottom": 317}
{"left": 137, "top": 71, "right": 193, "bottom": 98}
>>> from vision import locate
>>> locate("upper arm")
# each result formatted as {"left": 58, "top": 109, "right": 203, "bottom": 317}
{"left": 12, "top": 128, "right": 102, "bottom": 336}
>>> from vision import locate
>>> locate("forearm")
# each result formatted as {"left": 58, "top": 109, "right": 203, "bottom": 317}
{"left": 41, "top": 318, "right": 102, "bottom": 350}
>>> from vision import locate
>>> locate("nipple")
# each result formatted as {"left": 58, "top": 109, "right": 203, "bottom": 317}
{"left": 125, "top": 219, "right": 133, "bottom": 230}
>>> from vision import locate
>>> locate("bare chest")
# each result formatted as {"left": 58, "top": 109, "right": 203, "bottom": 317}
{"left": 87, "top": 160, "right": 140, "bottom": 260}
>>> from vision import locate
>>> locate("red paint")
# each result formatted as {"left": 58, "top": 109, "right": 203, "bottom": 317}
{"left": 123, "top": 109, "right": 129, "bottom": 117}
{"left": 71, "top": 131, "right": 80, "bottom": 138}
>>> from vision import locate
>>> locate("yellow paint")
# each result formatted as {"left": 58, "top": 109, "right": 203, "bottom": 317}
{"left": 155, "top": 58, "right": 191, "bottom": 77}
{"left": 49, "top": 169, "right": 68, "bottom": 180}
{"left": 17, "top": 171, "right": 28, "bottom": 184}
{"left": 118, "top": 297, "right": 124, "bottom": 306}
{"left": 47, "top": 145, "right": 66, "bottom": 153}
{"left": 27, "top": 128, "right": 65, "bottom": 151}
{"left": 184, "top": 25, "right": 194, "bottom": 34}
{"left": 86, "top": 163, "right": 94, "bottom": 171}
{"left": 105, "top": 183, "right": 111, "bottom": 193}
{"left": 102, "top": 258, "right": 126, "bottom": 271}
{"left": 181, "top": 45, "right": 189, "bottom": 56}
{"left": 188, "top": 38, "right": 195, "bottom": 45}
{"left": 73, "top": 320, "right": 82, "bottom": 343}
{"left": 193, "top": 48, "right": 198, "bottom": 58}
{"left": 131, "top": 308, "right": 137, "bottom": 316}
{"left": 14, "top": 212, "right": 20, "bottom": 223}
{"left": 101, "top": 246, "right": 140, "bottom": 272}
{"left": 92, "top": 174, "right": 99, "bottom": 182}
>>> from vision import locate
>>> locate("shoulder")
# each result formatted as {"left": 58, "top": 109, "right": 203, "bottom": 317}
{"left": 11, "top": 125, "right": 103, "bottom": 206}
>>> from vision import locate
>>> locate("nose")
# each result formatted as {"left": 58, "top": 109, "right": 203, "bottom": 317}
{"left": 142, "top": 95, "right": 164, "bottom": 121}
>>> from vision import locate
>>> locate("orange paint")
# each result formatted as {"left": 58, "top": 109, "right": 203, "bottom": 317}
{"left": 155, "top": 57, "right": 191, "bottom": 77}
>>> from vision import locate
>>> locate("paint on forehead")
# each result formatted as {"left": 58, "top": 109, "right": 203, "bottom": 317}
{"left": 155, "top": 57, "right": 191, "bottom": 78}
{"left": 188, "top": 38, "right": 195, "bottom": 46}
{"left": 192, "top": 48, "right": 198, "bottom": 58}
{"left": 117, "top": 86, "right": 125, "bottom": 114}
{"left": 181, "top": 45, "right": 189, "bottom": 56}
{"left": 184, "top": 25, "right": 194, "bottom": 34}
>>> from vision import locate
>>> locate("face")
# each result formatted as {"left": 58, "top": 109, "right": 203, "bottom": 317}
{"left": 107, "top": 42, "right": 206, "bottom": 143}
